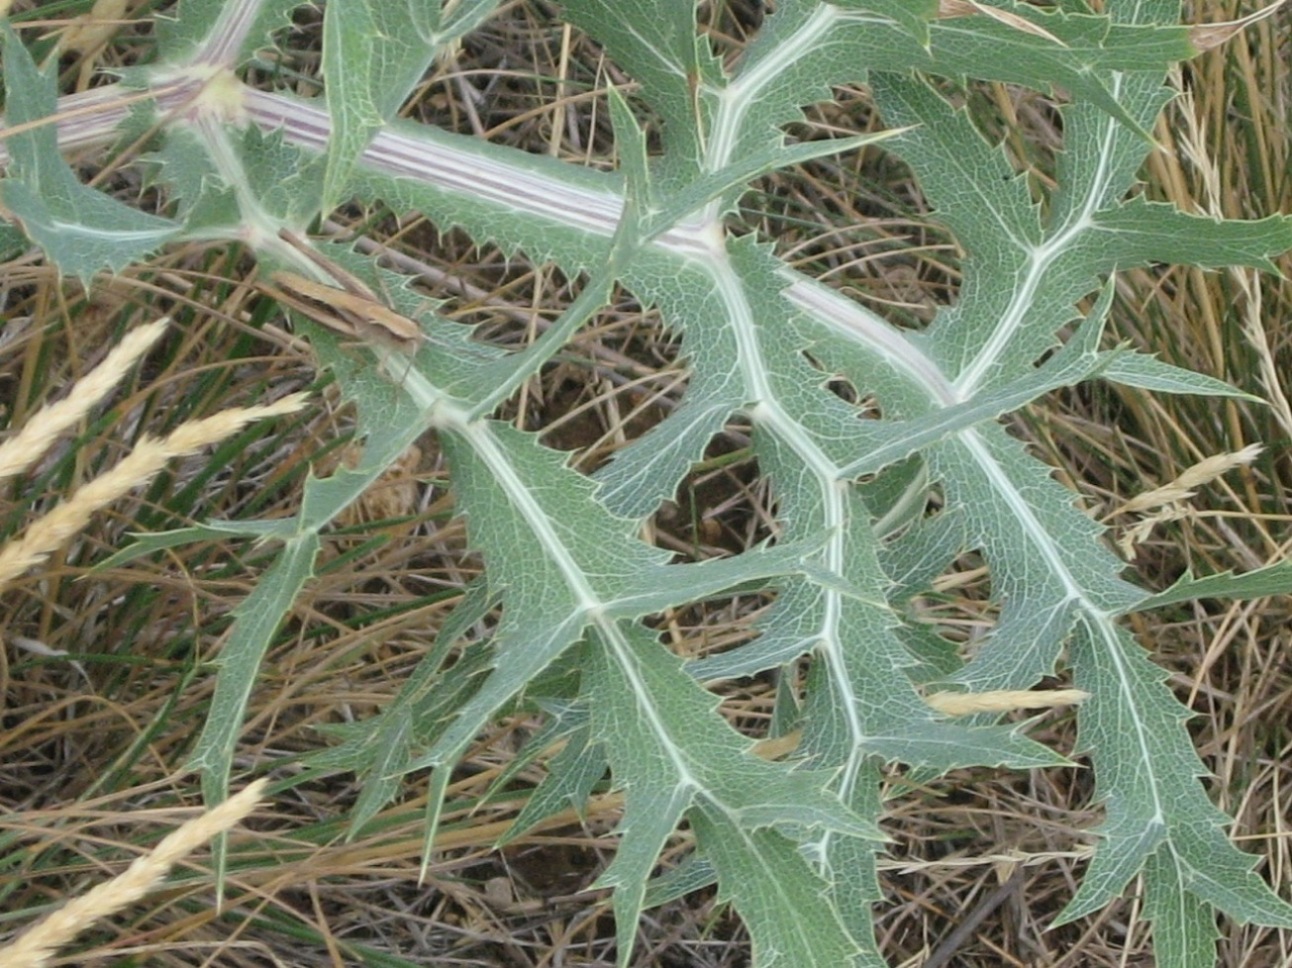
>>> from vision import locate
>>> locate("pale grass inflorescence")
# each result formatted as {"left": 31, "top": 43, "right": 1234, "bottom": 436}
{"left": 0, "top": 383, "right": 309, "bottom": 591}
{"left": 0, "top": 780, "right": 267, "bottom": 968}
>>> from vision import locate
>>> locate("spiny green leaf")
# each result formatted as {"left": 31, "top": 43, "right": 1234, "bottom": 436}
{"left": 0, "top": 27, "right": 179, "bottom": 279}
{"left": 74, "top": 3, "right": 1292, "bottom": 965}
{"left": 1101, "top": 353, "right": 1265, "bottom": 402}
{"left": 188, "top": 534, "right": 320, "bottom": 800}
{"left": 1130, "top": 561, "right": 1292, "bottom": 614}
{"left": 154, "top": 0, "right": 301, "bottom": 68}
{"left": 499, "top": 709, "right": 607, "bottom": 844}
{"left": 587, "top": 628, "right": 881, "bottom": 967}
{"left": 321, "top": 1, "right": 448, "bottom": 209}
{"left": 693, "top": 806, "right": 865, "bottom": 967}
{"left": 1058, "top": 616, "right": 1292, "bottom": 934}
{"left": 1090, "top": 198, "right": 1292, "bottom": 272}
{"left": 560, "top": 0, "right": 722, "bottom": 181}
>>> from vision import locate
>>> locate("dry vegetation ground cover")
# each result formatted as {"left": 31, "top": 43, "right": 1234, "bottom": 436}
{"left": 1, "top": 2, "right": 1290, "bottom": 966}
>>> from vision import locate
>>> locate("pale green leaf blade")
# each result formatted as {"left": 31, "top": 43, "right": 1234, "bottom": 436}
{"left": 843, "top": 299, "right": 1118, "bottom": 478}
{"left": 405, "top": 0, "right": 502, "bottom": 40}
{"left": 1101, "top": 353, "right": 1264, "bottom": 402}
{"left": 1058, "top": 616, "right": 1292, "bottom": 930}
{"left": 301, "top": 580, "right": 498, "bottom": 832}
{"left": 1131, "top": 562, "right": 1292, "bottom": 613}
{"left": 183, "top": 334, "right": 432, "bottom": 808}
{"left": 409, "top": 419, "right": 834, "bottom": 774}
{"left": 0, "top": 27, "right": 179, "bottom": 279}
{"left": 643, "top": 853, "right": 717, "bottom": 909}
{"left": 644, "top": 132, "right": 904, "bottom": 232}
{"left": 1090, "top": 198, "right": 1292, "bottom": 272}
{"left": 559, "top": 0, "right": 720, "bottom": 178}
{"left": 1143, "top": 849, "right": 1221, "bottom": 968}
{"left": 502, "top": 716, "right": 609, "bottom": 844}
{"left": 2, "top": 180, "right": 180, "bottom": 281}
{"left": 599, "top": 784, "right": 692, "bottom": 966}
{"left": 928, "top": 425, "right": 1143, "bottom": 694}
{"left": 585, "top": 626, "right": 882, "bottom": 966}
{"left": 597, "top": 630, "right": 885, "bottom": 844}
{"left": 918, "top": 8, "right": 1190, "bottom": 133}
{"left": 866, "top": 72, "right": 1045, "bottom": 260}
{"left": 1172, "top": 824, "right": 1292, "bottom": 927}
{"left": 188, "top": 533, "right": 321, "bottom": 802}
{"left": 593, "top": 400, "right": 735, "bottom": 518}
{"left": 321, "top": 1, "right": 448, "bottom": 208}
{"left": 153, "top": 0, "right": 300, "bottom": 67}
{"left": 693, "top": 807, "right": 863, "bottom": 968}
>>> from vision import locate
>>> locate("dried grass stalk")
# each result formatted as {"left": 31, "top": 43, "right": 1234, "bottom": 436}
{"left": 0, "top": 392, "right": 310, "bottom": 592}
{"left": 924, "top": 688, "right": 1089, "bottom": 717}
{"left": 0, "top": 318, "right": 169, "bottom": 484}
{"left": 0, "top": 779, "right": 268, "bottom": 968}
{"left": 1115, "top": 443, "right": 1263, "bottom": 518}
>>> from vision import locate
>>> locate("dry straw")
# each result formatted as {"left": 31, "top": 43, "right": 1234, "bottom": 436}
{"left": 0, "top": 779, "right": 268, "bottom": 968}
{"left": 752, "top": 688, "right": 1090, "bottom": 759}
{"left": 1171, "top": 66, "right": 1292, "bottom": 437}
{"left": 0, "top": 317, "right": 304, "bottom": 962}
{"left": 923, "top": 688, "right": 1089, "bottom": 717}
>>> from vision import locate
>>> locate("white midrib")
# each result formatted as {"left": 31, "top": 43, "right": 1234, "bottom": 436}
{"left": 953, "top": 76, "right": 1126, "bottom": 400}
{"left": 461, "top": 418, "right": 702, "bottom": 790}
{"left": 192, "top": 40, "right": 1167, "bottom": 826}
{"left": 960, "top": 425, "right": 1165, "bottom": 824}
{"left": 708, "top": 244, "right": 869, "bottom": 799}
